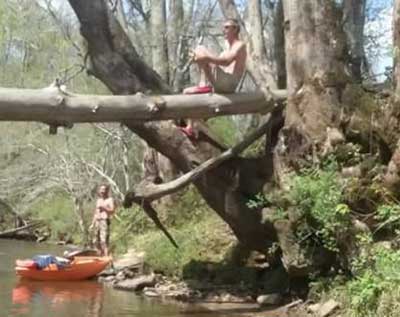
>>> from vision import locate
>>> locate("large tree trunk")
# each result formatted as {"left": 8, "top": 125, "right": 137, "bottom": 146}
{"left": 383, "top": 0, "right": 400, "bottom": 191}
{"left": 124, "top": 118, "right": 282, "bottom": 251}
{"left": 151, "top": 0, "right": 169, "bottom": 82}
{"left": 274, "top": 0, "right": 286, "bottom": 89}
{"left": 343, "top": 0, "right": 366, "bottom": 82}
{"left": 281, "top": 0, "right": 348, "bottom": 165}
{"left": 247, "top": 0, "right": 276, "bottom": 87}
{"left": 394, "top": 0, "right": 400, "bottom": 99}
{"left": 248, "top": 0, "right": 266, "bottom": 60}
{"left": 68, "top": 0, "right": 170, "bottom": 94}
{"left": 271, "top": 0, "right": 350, "bottom": 274}
{"left": 169, "top": 0, "right": 187, "bottom": 92}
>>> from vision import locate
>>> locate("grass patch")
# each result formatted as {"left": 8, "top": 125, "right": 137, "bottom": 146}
{"left": 128, "top": 213, "right": 236, "bottom": 277}
{"left": 315, "top": 246, "right": 400, "bottom": 317}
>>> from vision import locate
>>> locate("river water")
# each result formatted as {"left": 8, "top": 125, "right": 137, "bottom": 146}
{"left": 0, "top": 239, "right": 256, "bottom": 317}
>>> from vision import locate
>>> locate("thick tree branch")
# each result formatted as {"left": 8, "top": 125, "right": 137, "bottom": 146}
{"left": 0, "top": 86, "right": 286, "bottom": 123}
{"left": 124, "top": 113, "right": 279, "bottom": 203}
{"left": 68, "top": 0, "right": 170, "bottom": 94}
{"left": 0, "top": 221, "right": 44, "bottom": 239}
{"left": 141, "top": 201, "right": 179, "bottom": 248}
{"left": 123, "top": 111, "right": 281, "bottom": 249}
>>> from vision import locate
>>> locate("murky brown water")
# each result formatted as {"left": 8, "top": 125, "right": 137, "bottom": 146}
{"left": 0, "top": 239, "right": 284, "bottom": 317}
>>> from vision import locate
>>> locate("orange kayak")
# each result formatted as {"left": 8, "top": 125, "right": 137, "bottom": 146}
{"left": 15, "top": 256, "right": 111, "bottom": 281}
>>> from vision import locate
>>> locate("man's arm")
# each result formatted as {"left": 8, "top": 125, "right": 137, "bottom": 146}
{"left": 89, "top": 202, "right": 98, "bottom": 229}
{"left": 102, "top": 198, "right": 116, "bottom": 216}
{"left": 195, "top": 42, "right": 245, "bottom": 66}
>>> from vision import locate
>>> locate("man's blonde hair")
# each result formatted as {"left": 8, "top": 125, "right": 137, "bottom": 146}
{"left": 99, "top": 184, "right": 110, "bottom": 192}
{"left": 225, "top": 18, "right": 240, "bottom": 34}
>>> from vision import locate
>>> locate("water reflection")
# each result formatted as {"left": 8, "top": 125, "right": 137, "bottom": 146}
{"left": 2, "top": 240, "right": 264, "bottom": 317}
{"left": 12, "top": 280, "right": 103, "bottom": 316}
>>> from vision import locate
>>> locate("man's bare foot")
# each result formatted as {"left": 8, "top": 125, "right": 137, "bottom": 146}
{"left": 179, "top": 126, "right": 198, "bottom": 139}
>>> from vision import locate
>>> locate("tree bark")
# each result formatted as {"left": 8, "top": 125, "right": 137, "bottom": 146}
{"left": 394, "top": 0, "right": 400, "bottom": 98}
{"left": 281, "top": 0, "right": 348, "bottom": 162}
{"left": 343, "top": 0, "right": 366, "bottom": 82}
{"left": 68, "top": 0, "right": 170, "bottom": 94}
{"left": 151, "top": 0, "right": 169, "bottom": 82}
{"left": 274, "top": 0, "right": 286, "bottom": 89}
{"left": 383, "top": 0, "right": 400, "bottom": 191}
{"left": 169, "top": 0, "right": 187, "bottom": 92}
{"left": 0, "top": 86, "right": 285, "bottom": 123}
{"left": 125, "top": 117, "right": 278, "bottom": 202}
{"left": 248, "top": 0, "right": 268, "bottom": 72}
{"left": 269, "top": 0, "right": 350, "bottom": 274}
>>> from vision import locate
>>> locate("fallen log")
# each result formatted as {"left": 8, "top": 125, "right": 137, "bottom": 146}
{"left": 0, "top": 86, "right": 286, "bottom": 125}
{"left": 0, "top": 221, "right": 43, "bottom": 239}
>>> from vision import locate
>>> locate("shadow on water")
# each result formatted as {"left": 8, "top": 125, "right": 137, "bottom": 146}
{"left": 12, "top": 279, "right": 104, "bottom": 316}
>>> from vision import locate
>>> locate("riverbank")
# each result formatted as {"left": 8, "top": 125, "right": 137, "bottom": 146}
{"left": 98, "top": 223, "right": 307, "bottom": 317}
{"left": 6, "top": 187, "right": 400, "bottom": 317}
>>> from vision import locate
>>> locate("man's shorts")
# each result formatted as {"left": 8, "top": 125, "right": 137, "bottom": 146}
{"left": 94, "top": 219, "right": 110, "bottom": 246}
{"left": 213, "top": 67, "right": 240, "bottom": 93}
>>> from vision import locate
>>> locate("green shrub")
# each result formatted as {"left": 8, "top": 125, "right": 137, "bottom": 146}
{"left": 288, "top": 164, "right": 351, "bottom": 252}
{"left": 347, "top": 271, "right": 382, "bottom": 316}
{"left": 29, "top": 193, "right": 78, "bottom": 241}
{"left": 374, "top": 204, "right": 400, "bottom": 233}
{"left": 161, "top": 187, "right": 210, "bottom": 227}
{"left": 344, "top": 247, "right": 400, "bottom": 317}
{"left": 246, "top": 192, "right": 270, "bottom": 210}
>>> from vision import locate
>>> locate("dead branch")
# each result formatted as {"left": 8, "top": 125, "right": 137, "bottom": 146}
{"left": 0, "top": 86, "right": 286, "bottom": 125}
{"left": 124, "top": 112, "right": 279, "bottom": 203}
{"left": 142, "top": 201, "right": 179, "bottom": 248}
{"left": 0, "top": 221, "right": 44, "bottom": 239}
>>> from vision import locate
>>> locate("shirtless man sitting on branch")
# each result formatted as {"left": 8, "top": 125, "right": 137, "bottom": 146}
{"left": 181, "top": 18, "right": 247, "bottom": 138}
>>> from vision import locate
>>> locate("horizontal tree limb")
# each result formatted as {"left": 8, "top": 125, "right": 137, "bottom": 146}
{"left": 0, "top": 86, "right": 286, "bottom": 124}
{"left": 0, "top": 221, "right": 43, "bottom": 238}
{"left": 125, "top": 109, "right": 280, "bottom": 203}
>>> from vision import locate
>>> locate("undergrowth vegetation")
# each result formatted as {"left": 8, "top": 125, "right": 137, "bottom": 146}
{"left": 29, "top": 192, "right": 78, "bottom": 241}
{"left": 311, "top": 244, "right": 400, "bottom": 317}
{"left": 281, "top": 156, "right": 400, "bottom": 317}
{"left": 130, "top": 213, "right": 236, "bottom": 277}
{"left": 245, "top": 155, "right": 400, "bottom": 316}
{"left": 288, "top": 163, "right": 351, "bottom": 252}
